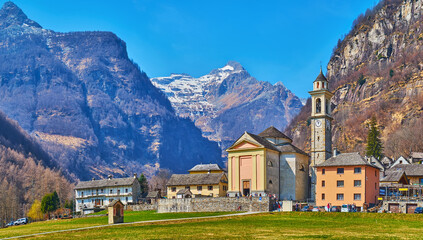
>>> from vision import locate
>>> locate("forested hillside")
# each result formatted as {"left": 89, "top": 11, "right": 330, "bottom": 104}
{"left": 286, "top": 0, "right": 423, "bottom": 158}
{"left": 0, "top": 111, "right": 73, "bottom": 224}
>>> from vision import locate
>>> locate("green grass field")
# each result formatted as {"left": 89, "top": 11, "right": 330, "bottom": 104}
{"left": 15, "top": 212, "right": 423, "bottom": 240}
{"left": 0, "top": 210, "right": 232, "bottom": 239}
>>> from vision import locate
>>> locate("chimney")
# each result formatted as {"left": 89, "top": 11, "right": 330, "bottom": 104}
{"left": 333, "top": 147, "right": 337, "bottom": 157}
{"left": 134, "top": 173, "right": 138, "bottom": 179}
{"left": 108, "top": 175, "right": 112, "bottom": 180}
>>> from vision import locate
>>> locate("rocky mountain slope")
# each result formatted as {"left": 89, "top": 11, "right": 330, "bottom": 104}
{"left": 286, "top": 0, "right": 423, "bottom": 158}
{"left": 152, "top": 61, "right": 303, "bottom": 155}
{"left": 0, "top": 2, "right": 222, "bottom": 180}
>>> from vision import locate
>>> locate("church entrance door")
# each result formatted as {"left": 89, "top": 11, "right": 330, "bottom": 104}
{"left": 243, "top": 180, "right": 250, "bottom": 196}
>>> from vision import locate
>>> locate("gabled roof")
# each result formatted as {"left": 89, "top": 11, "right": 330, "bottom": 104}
{"left": 247, "top": 132, "right": 281, "bottom": 152}
{"left": 388, "top": 164, "right": 423, "bottom": 177}
{"left": 146, "top": 191, "right": 160, "bottom": 198}
{"left": 75, "top": 177, "right": 136, "bottom": 190}
{"left": 381, "top": 156, "right": 393, "bottom": 164}
{"left": 189, "top": 164, "right": 224, "bottom": 172}
{"left": 380, "top": 171, "right": 407, "bottom": 183}
{"left": 258, "top": 126, "right": 292, "bottom": 141}
{"left": 177, "top": 189, "right": 192, "bottom": 195}
{"left": 107, "top": 199, "right": 123, "bottom": 207}
{"left": 315, "top": 152, "right": 379, "bottom": 169}
{"left": 167, "top": 173, "right": 227, "bottom": 186}
{"left": 276, "top": 143, "right": 309, "bottom": 157}
{"left": 411, "top": 152, "right": 423, "bottom": 159}
{"left": 369, "top": 156, "right": 385, "bottom": 171}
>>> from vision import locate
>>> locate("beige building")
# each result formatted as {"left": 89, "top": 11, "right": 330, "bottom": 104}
{"left": 166, "top": 164, "right": 228, "bottom": 199}
{"left": 226, "top": 126, "right": 309, "bottom": 200}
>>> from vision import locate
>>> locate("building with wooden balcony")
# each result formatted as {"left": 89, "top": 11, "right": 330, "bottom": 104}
{"left": 74, "top": 174, "right": 141, "bottom": 214}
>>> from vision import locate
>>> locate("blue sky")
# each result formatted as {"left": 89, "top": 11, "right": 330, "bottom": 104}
{"left": 5, "top": 0, "right": 376, "bottom": 98}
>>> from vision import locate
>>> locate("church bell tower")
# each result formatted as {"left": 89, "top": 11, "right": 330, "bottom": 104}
{"left": 309, "top": 69, "right": 333, "bottom": 201}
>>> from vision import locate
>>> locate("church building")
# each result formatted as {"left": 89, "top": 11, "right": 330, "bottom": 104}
{"left": 226, "top": 126, "right": 309, "bottom": 201}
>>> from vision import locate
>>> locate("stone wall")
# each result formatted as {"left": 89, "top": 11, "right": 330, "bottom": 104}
{"left": 127, "top": 203, "right": 157, "bottom": 211}
{"left": 157, "top": 197, "right": 275, "bottom": 213}
{"left": 381, "top": 201, "right": 423, "bottom": 213}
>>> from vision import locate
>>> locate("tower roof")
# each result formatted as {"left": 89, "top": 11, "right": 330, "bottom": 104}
{"left": 314, "top": 69, "right": 328, "bottom": 82}
{"left": 258, "top": 126, "right": 292, "bottom": 141}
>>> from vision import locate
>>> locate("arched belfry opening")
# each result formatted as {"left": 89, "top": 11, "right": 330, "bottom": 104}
{"left": 316, "top": 98, "right": 321, "bottom": 113}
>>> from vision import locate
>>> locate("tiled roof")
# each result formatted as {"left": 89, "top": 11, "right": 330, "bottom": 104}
{"left": 146, "top": 191, "right": 160, "bottom": 198}
{"left": 75, "top": 177, "right": 136, "bottom": 190}
{"left": 411, "top": 152, "right": 423, "bottom": 159}
{"left": 315, "top": 152, "right": 378, "bottom": 168}
{"left": 388, "top": 164, "right": 423, "bottom": 176}
{"left": 381, "top": 171, "right": 406, "bottom": 182}
{"left": 381, "top": 156, "right": 393, "bottom": 164}
{"left": 314, "top": 69, "right": 328, "bottom": 82}
{"left": 276, "top": 143, "right": 309, "bottom": 157}
{"left": 247, "top": 132, "right": 281, "bottom": 152}
{"left": 177, "top": 189, "right": 192, "bottom": 195}
{"left": 189, "top": 163, "right": 223, "bottom": 172}
{"left": 167, "top": 173, "right": 226, "bottom": 186}
{"left": 258, "top": 126, "right": 292, "bottom": 141}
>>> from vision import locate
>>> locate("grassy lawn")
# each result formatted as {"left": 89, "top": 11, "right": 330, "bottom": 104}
{"left": 0, "top": 210, "right": 233, "bottom": 239}
{"left": 20, "top": 212, "right": 423, "bottom": 240}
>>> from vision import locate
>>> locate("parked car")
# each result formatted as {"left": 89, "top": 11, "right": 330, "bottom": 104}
{"left": 6, "top": 221, "right": 15, "bottom": 227}
{"left": 415, "top": 207, "right": 423, "bottom": 214}
{"left": 301, "top": 205, "right": 311, "bottom": 212}
{"left": 312, "top": 206, "right": 325, "bottom": 212}
{"left": 330, "top": 206, "right": 341, "bottom": 212}
{"left": 341, "top": 204, "right": 351, "bottom": 212}
{"left": 14, "top": 218, "right": 28, "bottom": 225}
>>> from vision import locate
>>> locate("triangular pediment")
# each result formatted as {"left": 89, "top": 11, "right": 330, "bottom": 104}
{"left": 227, "top": 132, "right": 264, "bottom": 151}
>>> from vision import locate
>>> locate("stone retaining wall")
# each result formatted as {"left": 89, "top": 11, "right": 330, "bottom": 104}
{"left": 127, "top": 203, "right": 158, "bottom": 211}
{"left": 157, "top": 197, "right": 275, "bottom": 213}
{"left": 382, "top": 201, "right": 423, "bottom": 213}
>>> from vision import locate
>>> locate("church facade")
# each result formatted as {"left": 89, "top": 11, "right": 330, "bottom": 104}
{"left": 226, "top": 127, "right": 309, "bottom": 201}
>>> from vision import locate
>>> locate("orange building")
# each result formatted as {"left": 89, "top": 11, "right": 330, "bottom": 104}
{"left": 315, "top": 152, "right": 380, "bottom": 211}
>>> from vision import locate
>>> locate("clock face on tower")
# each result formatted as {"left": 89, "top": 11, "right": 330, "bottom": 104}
{"left": 315, "top": 119, "right": 322, "bottom": 127}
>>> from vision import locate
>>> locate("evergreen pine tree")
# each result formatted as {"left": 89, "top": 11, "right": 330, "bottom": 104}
{"left": 366, "top": 116, "right": 384, "bottom": 160}
{"left": 138, "top": 173, "right": 149, "bottom": 194}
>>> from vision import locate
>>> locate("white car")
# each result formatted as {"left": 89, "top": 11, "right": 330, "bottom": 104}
{"left": 341, "top": 204, "right": 351, "bottom": 212}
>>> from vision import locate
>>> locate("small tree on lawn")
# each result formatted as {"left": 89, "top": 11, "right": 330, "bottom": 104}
{"left": 27, "top": 200, "right": 43, "bottom": 221}
{"left": 138, "top": 173, "right": 149, "bottom": 194}
{"left": 366, "top": 116, "right": 384, "bottom": 160}
{"left": 41, "top": 191, "right": 60, "bottom": 218}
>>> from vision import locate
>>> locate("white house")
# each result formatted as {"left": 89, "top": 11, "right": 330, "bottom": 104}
{"left": 74, "top": 174, "right": 141, "bottom": 214}
{"left": 391, "top": 156, "right": 410, "bottom": 168}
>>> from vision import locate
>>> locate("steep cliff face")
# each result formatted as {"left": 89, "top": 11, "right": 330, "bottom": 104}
{"left": 152, "top": 61, "right": 303, "bottom": 155}
{"left": 287, "top": 0, "right": 423, "bottom": 158}
{"left": 0, "top": 2, "right": 221, "bottom": 180}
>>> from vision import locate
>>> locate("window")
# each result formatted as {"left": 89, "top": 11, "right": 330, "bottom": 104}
{"left": 125, "top": 197, "right": 128, "bottom": 202}
{"left": 354, "top": 180, "right": 361, "bottom": 187}
{"left": 125, "top": 189, "right": 128, "bottom": 193}
{"left": 269, "top": 180, "right": 273, "bottom": 184}
{"left": 110, "top": 189, "right": 113, "bottom": 194}
{"left": 316, "top": 98, "right": 321, "bottom": 113}
{"left": 337, "top": 168, "right": 344, "bottom": 174}
{"left": 300, "top": 164, "right": 305, "bottom": 171}
{"left": 337, "top": 194, "right": 344, "bottom": 200}
{"left": 375, "top": 171, "right": 377, "bottom": 177}
{"left": 337, "top": 180, "right": 344, "bottom": 187}
{"left": 317, "top": 82, "right": 320, "bottom": 89}
{"left": 354, "top": 194, "right": 361, "bottom": 200}
{"left": 322, "top": 181, "right": 325, "bottom": 187}
{"left": 325, "top": 99, "right": 329, "bottom": 113}
{"left": 197, "top": 186, "right": 202, "bottom": 191}
{"left": 185, "top": 186, "right": 190, "bottom": 190}
{"left": 354, "top": 167, "right": 361, "bottom": 174}
{"left": 322, "top": 193, "right": 325, "bottom": 200}
{"left": 82, "top": 200, "right": 84, "bottom": 204}
{"left": 375, "top": 183, "right": 377, "bottom": 190}
{"left": 117, "top": 189, "right": 120, "bottom": 195}
{"left": 223, "top": 186, "right": 227, "bottom": 191}
{"left": 208, "top": 186, "right": 213, "bottom": 191}
{"left": 101, "top": 189, "right": 103, "bottom": 193}
{"left": 81, "top": 192, "right": 84, "bottom": 197}
{"left": 171, "top": 187, "right": 176, "bottom": 192}
{"left": 322, "top": 169, "right": 325, "bottom": 175}
{"left": 268, "top": 161, "right": 273, "bottom": 167}
{"left": 420, "top": 178, "right": 423, "bottom": 185}
{"left": 92, "top": 199, "right": 94, "bottom": 203}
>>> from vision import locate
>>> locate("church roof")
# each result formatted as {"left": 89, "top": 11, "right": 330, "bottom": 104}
{"left": 315, "top": 152, "right": 379, "bottom": 169}
{"left": 247, "top": 132, "right": 281, "bottom": 152}
{"left": 258, "top": 126, "right": 292, "bottom": 141}
{"left": 314, "top": 69, "right": 328, "bottom": 82}
{"left": 276, "top": 143, "right": 309, "bottom": 156}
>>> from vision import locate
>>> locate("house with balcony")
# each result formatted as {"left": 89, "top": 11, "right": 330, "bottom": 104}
{"left": 74, "top": 174, "right": 141, "bottom": 214}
